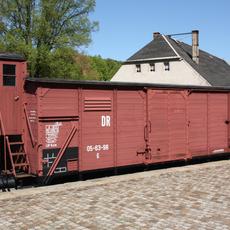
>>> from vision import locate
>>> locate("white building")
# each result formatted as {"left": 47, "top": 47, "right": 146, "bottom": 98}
{"left": 111, "top": 31, "right": 230, "bottom": 86}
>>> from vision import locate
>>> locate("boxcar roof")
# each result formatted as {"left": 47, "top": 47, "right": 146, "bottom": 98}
{"left": 0, "top": 52, "right": 26, "bottom": 61}
{"left": 26, "top": 77, "right": 230, "bottom": 92}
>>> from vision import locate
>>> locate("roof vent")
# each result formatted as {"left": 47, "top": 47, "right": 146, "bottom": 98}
{"left": 192, "top": 30, "right": 199, "bottom": 64}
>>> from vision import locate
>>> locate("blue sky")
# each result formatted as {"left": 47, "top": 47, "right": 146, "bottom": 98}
{"left": 85, "top": 0, "right": 230, "bottom": 63}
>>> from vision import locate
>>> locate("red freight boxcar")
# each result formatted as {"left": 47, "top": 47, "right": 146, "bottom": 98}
{"left": 23, "top": 78, "right": 230, "bottom": 185}
{"left": 0, "top": 55, "right": 230, "bottom": 189}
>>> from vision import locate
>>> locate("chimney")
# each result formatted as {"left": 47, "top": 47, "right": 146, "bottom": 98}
{"left": 192, "top": 30, "right": 199, "bottom": 64}
{"left": 153, "top": 32, "right": 160, "bottom": 40}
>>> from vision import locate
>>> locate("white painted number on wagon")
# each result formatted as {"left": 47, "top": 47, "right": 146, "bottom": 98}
{"left": 101, "top": 115, "right": 110, "bottom": 127}
{"left": 86, "top": 144, "right": 109, "bottom": 152}
{"left": 96, "top": 152, "right": 100, "bottom": 159}
{"left": 45, "top": 122, "right": 62, "bottom": 148}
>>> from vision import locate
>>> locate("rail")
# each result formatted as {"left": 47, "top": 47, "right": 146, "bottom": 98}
{"left": 43, "top": 125, "right": 77, "bottom": 185}
{"left": 23, "top": 104, "right": 36, "bottom": 147}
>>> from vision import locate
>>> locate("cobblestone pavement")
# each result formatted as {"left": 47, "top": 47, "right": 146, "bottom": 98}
{"left": 0, "top": 160, "right": 230, "bottom": 230}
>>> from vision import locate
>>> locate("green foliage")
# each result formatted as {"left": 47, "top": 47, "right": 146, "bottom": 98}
{"left": 89, "top": 55, "right": 122, "bottom": 81}
{"left": 74, "top": 53, "right": 100, "bottom": 80}
{"left": 49, "top": 48, "right": 82, "bottom": 79}
{"left": 0, "top": 0, "right": 98, "bottom": 78}
{"left": 74, "top": 53, "right": 122, "bottom": 81}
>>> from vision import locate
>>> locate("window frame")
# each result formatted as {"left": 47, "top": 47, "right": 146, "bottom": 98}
{"left": 3, "top": 64, "right": 16, "bottom": 86}
{"left": 164, "top": 62, "right": 170, "bottom": 71}
{"left": 136, "top": 64, "right": 141, "bottom": 73}
{"left": 149, "top": 62, "right": 155, "bottom": 72}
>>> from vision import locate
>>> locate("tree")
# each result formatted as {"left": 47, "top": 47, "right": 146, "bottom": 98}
{"left": 89, "top": 55, "right": 121, "bottom": 81}
{"left": 0, "top": 0, "right": 98, "bottom": 78}
{"left": 74, "top": 53, "right": 100, "bottom": 80}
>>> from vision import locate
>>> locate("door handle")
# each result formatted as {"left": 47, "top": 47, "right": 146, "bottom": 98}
{"left": 14, "top": 96, "right": 19, "bottom": 101}
{"left": 148, "top": 121, "right": 152, "bottom": 133}
{"left": 144, "top": 125, "right": 147, "bottom": 141}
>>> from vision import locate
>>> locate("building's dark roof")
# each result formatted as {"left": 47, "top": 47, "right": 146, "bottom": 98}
{"left": 168, "top": 38, "right": 230, "bottom": 86}
{"left": 0, "top": 52, "right": 26, "bottom": 61}
{"left": 127, "top": 35, "right": 177, "bottom": 61}
{"left": 125, "top": 34, "right": 230, "bottom": 86}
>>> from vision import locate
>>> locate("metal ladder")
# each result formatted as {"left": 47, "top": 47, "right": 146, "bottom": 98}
{"left": 6, "top": 135, "right": 31, "bottom": 178}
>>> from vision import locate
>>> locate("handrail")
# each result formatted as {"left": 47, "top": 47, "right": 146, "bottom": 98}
{"left": 44, "top": 125, "right": 77, "bottom": 184}
{"left": 0, "top": 112, "right": 7, "bottom": 171}
{"left": 23, "top": 104, "right": 36, "bottom": 147}
{"left": 0, "top": 112, "right": 6, "bottom": 135}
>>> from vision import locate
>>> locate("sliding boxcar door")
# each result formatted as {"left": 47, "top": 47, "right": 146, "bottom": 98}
{"left": 208, "top": 93, "right": 228, "bottom": 154}
{"left": 116, "top": 90, "right": 146, "bottom": 167}
{"left": 188, "top": 93, "right": 208, "bottom": 157}
{"left": 148, "top": 90, "right": 169, "bottom": 163}
{"left": 168, "top": 92, "right": 187, "bottom": 160}
{"left": 148, "top": 90, "right": 187, "bottom": 163}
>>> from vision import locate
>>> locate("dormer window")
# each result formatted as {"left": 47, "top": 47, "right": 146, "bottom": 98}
{"left": 149, "top": 63, "right": 155, "bottom": 72}
{"left": 3, "top": 64, "right": 16, "bottom": 86}
{"left": 164, "top": 62, "right": 170, "bottom": 71}
{"left": 136, "top": 64, "right": 141, "bottom": 72}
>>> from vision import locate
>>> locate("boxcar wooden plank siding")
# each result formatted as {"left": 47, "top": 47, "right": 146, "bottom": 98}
{"left": 81, "top": 90, "right": 114, "bottom": 171}
{"left": 24, "top": 88, "right": 38, "bottom": 175}
{"left": 148, "top": 91, "right": 169, "bottom": 162}
{"left": 188, "top": 93, "right": 208, "bottom": 156}
{"left": 208, "top": 94, "right": 228, "bottom": 153}
{"left": 0, "top": 60, "right": 26, "bottom": 134}
{"left": 22, "top": 82, "right": 230, "bottom": 178}
{"left": 168, "top": 92, "right": 187, "bottom": 160}
{"left": 116, "top": 90, "right": 145, "bottom": 166}
{"left": 37, "top": 88, "right": 78, "bottom": 118}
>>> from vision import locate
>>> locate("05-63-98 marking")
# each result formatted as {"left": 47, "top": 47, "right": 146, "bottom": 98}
{"left": 86, "top": 144, "right": 109, "bottom": 152}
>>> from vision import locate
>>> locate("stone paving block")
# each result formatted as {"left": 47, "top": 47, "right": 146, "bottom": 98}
{"left": 0, "top": 160, "right": 230, "bottom": 229}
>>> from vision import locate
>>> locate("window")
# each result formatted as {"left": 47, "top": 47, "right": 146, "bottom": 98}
{"left": 164, "top": 62, "right": 170, "bottom": 71}
{"left": 136, "top": 64, "right": 141, "bottom": 72}
{"left": 3, "top": 64, "right": 16, "bottom": 86}
{"left": 150, "top": 63, "right": 155, "bottom": 72}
